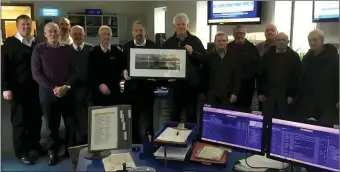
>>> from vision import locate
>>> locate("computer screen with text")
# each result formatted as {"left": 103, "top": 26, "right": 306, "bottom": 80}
{"left": 201, "top": 106, "right": 264, "bottom": 152}
{"left": 270, "top": 118, "right": 339, "bottom": 171}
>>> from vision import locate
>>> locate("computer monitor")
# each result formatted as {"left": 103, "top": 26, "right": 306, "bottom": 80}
{"left": 268, "top": 118, "right": 339, "bottom": 172}
{"left": 200, "top": 106, "right": 265, "bottom": 154}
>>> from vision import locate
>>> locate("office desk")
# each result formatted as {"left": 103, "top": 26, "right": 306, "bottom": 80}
{"left": 76, "top": 145, "right": 245, "bottom": 172}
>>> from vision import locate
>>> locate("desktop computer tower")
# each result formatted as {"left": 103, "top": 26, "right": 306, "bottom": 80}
{"left": 155, "top": 33, "right": 166, "bottom": 47}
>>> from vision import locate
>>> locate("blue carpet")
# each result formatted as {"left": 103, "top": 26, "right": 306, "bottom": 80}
{"left": 1, "top": 155, "right": 73, "bottom": 171}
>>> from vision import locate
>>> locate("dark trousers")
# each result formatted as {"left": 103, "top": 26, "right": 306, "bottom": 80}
{"left": 125, "top": 85, "right": 155, "bottom": 144}
{"left": 169, "top": 84, "right": 199, "bottom": 124}
{"left": 75, "top": 102, "right": 89, "bottom": 144}
{"left": 92, "top": 91, "right": 120, "bottom": 106}
{"left": 41, "top": 94, "right": 76, "bottom": 154}
{"left": 262, "top": 89, "right": 292, "bottom": 120}
{"left": 235, "top": 78, "right": 255, "bottom": 111}
{"left": 10, "top": 87, "right": 42, "bottom": 157}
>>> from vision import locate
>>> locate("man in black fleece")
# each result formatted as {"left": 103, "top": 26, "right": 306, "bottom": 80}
{"left": 162, "top": 13, "right": 206, "bottom": 124}
{"left": 228, "top": 25, "right": 262, "bottom": 112}
{"left": 122, "top": 20, "right": 159, "bottom": 143}
{"left": 2, "top": 15, "right": 44, "bottom": 165}
{"left": 193, "top": 32, "right": 241, "bottom": 108}
{"left": 296, "top": 29, "right": 339, "bottom": 128}
{"left": 258, "top": 32, "right": 301, "bottom": 120}
{"left": 88, "top": 26, "right": 125, "bottom": 106}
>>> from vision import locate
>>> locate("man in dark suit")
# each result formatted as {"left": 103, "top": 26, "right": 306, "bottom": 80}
{"left": 70, "top": 25, "right": 93, "bottom": 144}
{"left": 32, "top": 22, "right": 77, "bottom": 166}
{"left": 2, "top": 14, "right": 45, "bottom": 165}
{"left": 228, "top": 25, "right": 262, "bottom": 112}
{"left": 162, "top": 13, "right": 206, "bottom": 124}
{"left": 122, "top": 20, "right": 159, "bottom": 143}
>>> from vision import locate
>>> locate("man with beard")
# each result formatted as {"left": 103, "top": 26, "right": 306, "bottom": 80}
{"left": 296, "top": 29, "right": 339, "bottom": 128}
{"left": 122, "top": 20, "right": 159, "bottom": 143}
{"left": 88, "top": 26, "right": 125, "bottom": 106}
{"left": 70, "top": 25, "right": 93, "bottom": 144}
{"left": 58, "top": 17, "right": 73, "bottom": 45}
{"left": 228, "top": 25, "right": 261, "bottom": 112}
{"left": 162, "top": 13, "right": 206, "bottom": 123}
{"left": 32, "top": 22, "right": 77, "bottom": 165}
{"left": 2, "top": 14, "right": 45, "bottom": 165}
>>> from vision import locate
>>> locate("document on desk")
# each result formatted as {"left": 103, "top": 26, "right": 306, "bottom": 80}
{"left": 154, "top": 144, "right": 191, "bottom": 161}
{"left": 102, "top": 152, "right": 136, "bottom": 171}
{"left": 196, "top": 146, "right": 225, "bottom": 161}
{"left": 90, "top": 107, "right": 118, "bottom": 151}
{"left": 156, "top": 127, "right": 192, "bottom": 143}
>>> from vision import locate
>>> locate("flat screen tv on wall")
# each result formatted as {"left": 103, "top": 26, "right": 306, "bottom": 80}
{"left": 207, "top": 1, "right": 262, "bottom": 25}
{"left": 312, "top": 1, "right": 339, "bottom": 22}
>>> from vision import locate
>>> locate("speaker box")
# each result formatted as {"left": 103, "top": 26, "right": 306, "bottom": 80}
{"left": 155, "top": 33, "right": 166, "bottom": 47}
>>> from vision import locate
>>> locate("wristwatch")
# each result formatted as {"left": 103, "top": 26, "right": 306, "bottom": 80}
{"left": 64, "top": 85, "right": 71, "bottom": 90}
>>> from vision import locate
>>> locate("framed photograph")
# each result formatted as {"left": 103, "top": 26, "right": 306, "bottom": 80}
{"left": 129, "top": 48, "right": 187, "bottom": 79}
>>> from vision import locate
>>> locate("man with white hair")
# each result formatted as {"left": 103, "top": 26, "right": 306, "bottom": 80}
{"left": 258, "top": 32, "right": 301, "bottom": 120}
{"left": 162, "top": 13, "right": 206, "bottom": 123}
{"left": 256, "top": 24, "right": 278, "bottom": 57}
{"left": 88, "top": 25, "right": 125, "bottom": 106}
{"left": 70, "top": 25, "right": 93, "bottom": 144}
{"left": 32, "top": 22, "right": 77, "bottom": 165}
{"left": 296, "top": 29, "right": 339, "bottom": 128}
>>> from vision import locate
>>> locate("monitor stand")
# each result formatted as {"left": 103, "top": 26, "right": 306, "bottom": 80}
{"left": 84, "top": 150, "right": 111, "bottom": 160}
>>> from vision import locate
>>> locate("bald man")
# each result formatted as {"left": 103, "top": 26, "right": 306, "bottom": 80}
{"left": 296, "top": 29, "right": 339, "bottom": 128}
{"left": 258, "top": 32, "right": 301, "bottom": 120}
{"left": 70, "top": 25, "right": 93, "bottom": 144}
{"left": 32, "top": 22, "right": 77, "bottom": 165}
{"left": 59, "top": 17, "right": 73, "bottom": 45}
{"left": 88, "top": 26, "right": 125, "bottom": 106}
{"left": 256, "top": 24, "right": 278, "bottom": 57}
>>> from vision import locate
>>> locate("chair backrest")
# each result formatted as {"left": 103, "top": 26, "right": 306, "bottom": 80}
{"left": 68, "top": 144, "right": 88, "bottom": 171}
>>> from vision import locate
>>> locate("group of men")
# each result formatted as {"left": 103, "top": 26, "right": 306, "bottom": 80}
{"left": 1, "top": 12, "right": 339, "bottom": 167}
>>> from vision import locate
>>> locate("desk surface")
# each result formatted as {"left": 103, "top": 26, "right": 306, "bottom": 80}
{"left": 76, "top": 145, "right": 245, "bottom": 172}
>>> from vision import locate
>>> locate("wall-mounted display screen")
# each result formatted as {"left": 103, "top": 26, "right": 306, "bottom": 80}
{"left": 207, "top": 1, "right": 262, "bottom": 25}
{"left": 313, "top": 1, "right": 339, "bottom": 22}
{"left": 40, "top": 8, "right": 60, "bottom": 17}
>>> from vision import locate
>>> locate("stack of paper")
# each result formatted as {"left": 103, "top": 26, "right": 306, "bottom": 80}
{"left": 234, "top": 154, "right": 289, "bottom": 171}
{"left": 153, "top": 145, "right": 191, "bottom": 161}
{"left": 155, "top": 127, "right": 192, "bottom": 143}
{"left": 196, "top": 146, "right": 225, "bottom": 161}
{"left": 102, "top": 153, "right": 136, "bottom": 171}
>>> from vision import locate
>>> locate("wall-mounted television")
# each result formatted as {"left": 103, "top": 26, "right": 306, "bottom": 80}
{"left": 312, "top": 1, "right": 339, "bottom": 22}
{"left": 207, "top": 1, "right": 262, "bottom": 25}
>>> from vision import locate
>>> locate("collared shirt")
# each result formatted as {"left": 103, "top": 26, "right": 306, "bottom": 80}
{"left": 215, "top": 48, "right": 226, "bottom": 60}
{"left": 134, "top": 39, "right": 146, "bottom": 46}
{"left": 73, "top": 42, "right": 85, "bottom": 51}
{"left": 15, "top": 32, "right": 35, "bottom": 47}
{"left": 100, "top": 43, "right": 111, "bottom": 53}
{"left": 59, "top": 36, "right": 73, "bottom": 45}
{"left": 276, "top": 48, "right": 287, "bottom": 53}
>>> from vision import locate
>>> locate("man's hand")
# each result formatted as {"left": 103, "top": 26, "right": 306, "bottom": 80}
{"left": 53, "top": 86, "right": 69, "bottom": 98}
{"left": 3, "top": 90, "right": 13, "bottom": 100}
{"left": 184, "top": 45, "right": 193, "bottom": 55}
{"left": 287, "top": 97, "right": 293, "bottom": 104}
{"left": 168, "top": 79, "right": 176, "bottom": 82}
{"left": 123, "top": 70, "right": 131, "bottom": 80}
{"left": 99, "top": 84, "right": 110, "bottom": 95}
{"left": 258, "top": 95, "right": 266, "bottom": 102}
{"left": 230, "top": 94, "right": 237, "bottom": 103}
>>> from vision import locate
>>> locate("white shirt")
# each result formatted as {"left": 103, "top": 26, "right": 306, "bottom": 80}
{"left": 15, "top": 33, "right": 35, "bottom": 47}
{"left": 100, "top": 43, "right": 111, "bottom": 53}
{"left": 73, "top": 42, "right": 85, "bottom": 51}
{"left": 59, "top": 36, "right": 73, "bottom": 45}
{"left": 134, "top": 39, "right": 146, "bottom": 46}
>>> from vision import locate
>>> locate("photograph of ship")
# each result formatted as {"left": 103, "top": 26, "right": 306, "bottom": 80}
{"left": 135, "top": 54, "right": 181, "bottom": 70}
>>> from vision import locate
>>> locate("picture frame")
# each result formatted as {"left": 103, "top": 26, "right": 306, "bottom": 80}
{"left": 128, "top": 48, "right": 187, "bottom": 79}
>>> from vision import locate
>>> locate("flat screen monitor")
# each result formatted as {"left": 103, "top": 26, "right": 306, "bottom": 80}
{"left": 207, "top": 1, "right": 262, "bottom": 25}
{"left": 200, "top": 106, "right": 265, "bottom": 154}
{"left": 313, "top": 1, "right": 339, "bottom": 22}
{"left": 269, "top": 118, "right": 339, "bottom": 171}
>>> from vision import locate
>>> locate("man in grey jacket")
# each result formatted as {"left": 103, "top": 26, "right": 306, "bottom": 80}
{"left": 70, "top": 25, "right": 93, "bottom": 144}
